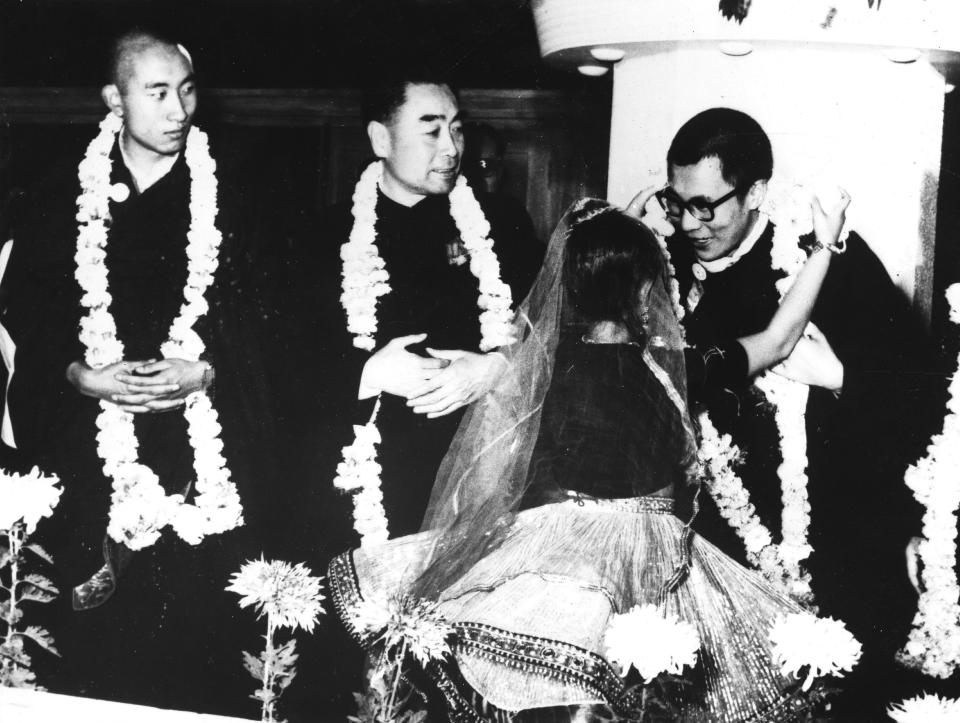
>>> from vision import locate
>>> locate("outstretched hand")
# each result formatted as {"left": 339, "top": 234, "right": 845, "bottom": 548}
{"left": 358, "top": 333, "right": 449, "bottom": 400}
{"left": 406, "top": 349, "right": 508, "bottom": 418}
{"left": 625, "top": 185, "right": 676, "bottom": 238}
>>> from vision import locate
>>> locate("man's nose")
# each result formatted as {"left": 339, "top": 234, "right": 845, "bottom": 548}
{"left": 167, "top": 94, "right": 188, "bottom": 123}
{"left": 438, "top": 127, "right": 458, "bottom": 157}
{"left": 680, "top": 208, "right": 703, "bottom": 233}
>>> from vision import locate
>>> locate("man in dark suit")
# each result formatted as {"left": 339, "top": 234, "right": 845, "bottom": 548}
{"left": 273, "top": 71, "right": 543, "bottom": 719}
{"left": 636, "top": 107, "right": 944, "bottom": 718}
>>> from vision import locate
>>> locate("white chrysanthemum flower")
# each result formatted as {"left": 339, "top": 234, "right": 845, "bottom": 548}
{"left": 887, "top": 692, "right": 960, "bottom": 722}
{"left": 770, "top": 613, "right": 862, "bottom": 690}
{"left": 0, "top": 467, "right": 62, "bottom": 534}
{"left": 348, "top": 596, "right": 393, "bottom": 638}
{"left": 227, "top": 557, "right": 325, "bottom": 633}
{"left": 375, "top": 596, "right": 454, "bottom": 667}
{"left": 603, "top": 604, "right": 700, "bottom": 682}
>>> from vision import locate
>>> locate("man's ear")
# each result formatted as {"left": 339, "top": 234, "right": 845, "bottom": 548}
{"left": 101, "top": 84, "right": 123, "bottom": 118}
{"left": 367, "top": 120, "right": 391, "bottom": 159}
{"left": 745, "top": 179, "right": 768, "bottom": 211}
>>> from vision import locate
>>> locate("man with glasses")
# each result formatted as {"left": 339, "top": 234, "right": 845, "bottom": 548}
{"left": 634, "top": 107, "right": 944, "bottom": 716}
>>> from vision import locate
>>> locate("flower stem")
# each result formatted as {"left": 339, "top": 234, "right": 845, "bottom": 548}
{"left": 2, "top": 524, "right": 23, "bottom": 680}
{"left": 385, "top": 639, "right": 406, "bottom": 717}
{"left": 261, "top": 615, "right": 277, "bottom": 723}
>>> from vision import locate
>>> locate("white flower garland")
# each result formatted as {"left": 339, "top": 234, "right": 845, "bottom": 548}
{"left": 654, "top": 232, "right": 685, "bottom": 325}
{"left": 696, "top": 411, "right": 781, "bottom": 581}
{"left": 336, "top": 162, "right": 515, "bottom": 543}
{"left": 697, "top": 184, "right": 848, "bottom": 599}
{"left": 339, "top": 160, "right": 515, "bottom": 352}
{"left": 332, "top": 399, "right": 389, "bottom": 547}
{"left": 75, "top": 112, "right": 243, "bottom": 551}
{"left": 896, "top": 283, "right": 960, "bottom": 679}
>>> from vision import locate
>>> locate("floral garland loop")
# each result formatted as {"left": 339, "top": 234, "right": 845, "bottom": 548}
{"left": 339, "top": 161, "right": 515, "bottom": 353}
{"left": 75, "top": 112, "right": 243, "bottom": 551}
{"left": 897, "top": 283, "right": 960, "bottom": 679}
{"left": 335, "top": 164, "right": 515, "bottom": 546}
{"left": 697, "top": 184, "right": 850, "bottom": 599}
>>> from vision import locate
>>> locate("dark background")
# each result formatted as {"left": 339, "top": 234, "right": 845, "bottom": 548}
{"left": 0, "top": 0, "right": 957, "bottom": 340}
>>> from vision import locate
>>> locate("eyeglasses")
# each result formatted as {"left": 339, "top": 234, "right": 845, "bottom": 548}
{"left": 655, "top": 185, "right": 745, "bottom": 223}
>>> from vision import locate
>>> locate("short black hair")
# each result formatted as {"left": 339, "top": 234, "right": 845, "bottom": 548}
{"left": 361, "top": 67, "right": 457, "bottom": 126}
{"left": 108, "top": 28, "right": 186, "bottom": 91}
{"left": 666, "top": 108, "right": 773, "bottom": 190}
{"left": 564, "top": 200, "right": 664, "bottom": 344}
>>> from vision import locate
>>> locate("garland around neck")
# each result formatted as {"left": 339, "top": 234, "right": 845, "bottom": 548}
{"left": 75, "top": 112, "right": 243, "bottom": 550}
{"left": 335, "top": 161, "right": 516, "bottom": 546}
{"left": 897, "top": 283, "right": 960, "bottom": 678}
{"left": 340, "top": 160, "right": 515, "bottom": 352}
{"left": 696, "top": 183, "right": 850, "bottom": 601}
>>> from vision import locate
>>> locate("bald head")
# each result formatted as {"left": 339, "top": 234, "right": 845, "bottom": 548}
{"left": 109, "top": 30, "right": 192, "bottom": 93}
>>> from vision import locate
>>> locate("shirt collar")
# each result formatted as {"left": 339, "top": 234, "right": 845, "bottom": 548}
{"left": 118, "top": 140, "right": 180, "bottom": 194}
{"left": 696, "top": 212, "right": 770, "bottom": 275}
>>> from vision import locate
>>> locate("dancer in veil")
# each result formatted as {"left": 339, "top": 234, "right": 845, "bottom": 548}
{"left": 328, "top": 197, "right": 850, "bottom": 721}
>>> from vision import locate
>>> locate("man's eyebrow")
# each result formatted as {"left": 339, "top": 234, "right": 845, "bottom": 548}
{"left": 144, "top": 74, "right": 195, "bottom": 91}
{"left": 418, "top": 112, "right": 462, "bottom": 123}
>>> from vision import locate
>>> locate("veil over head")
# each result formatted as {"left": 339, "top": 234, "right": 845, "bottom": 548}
{"left": 409, "top": 199, "right": 698, "bottom": 600}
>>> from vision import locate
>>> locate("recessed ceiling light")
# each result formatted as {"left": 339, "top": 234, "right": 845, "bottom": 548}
{"left": 590, "top": 47, "right": 626, "bottom": 63}
{"left": 578, "top": 64, "right": 610, "bottom": 77}
{"left": 884, "top": 47, "right": 921, "bottom": 63}
{"left": 719, "top": 41, "right": 753, "bottom": 57}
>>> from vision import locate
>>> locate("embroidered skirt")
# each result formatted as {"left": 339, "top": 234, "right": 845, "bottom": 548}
{"left": 329, "top": 496, "right": 815, "bottom": 722}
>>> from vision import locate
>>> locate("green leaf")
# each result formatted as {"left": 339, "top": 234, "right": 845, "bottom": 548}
{"left": 18, "top": 625, "right": 60, "bottom": 657}
{"left": 24, "top": 544, "right": 54, "bottom": 565}
{"left": 241, "top": 650, "right": 263, "bottom": 680}
{"left": 0, "top": 545, "right": 11, "bottom": 569}
{"left": 0, "top": 663, "right": 39, "bottom": 689}
{"left": 1, "top": 638, "right": 30, "bottom": 665}
{"left": 19, "top": 588, "right": 57, "bottom": 605}
{"left": 275, "top": 639, "right": 299, "bottom": 669}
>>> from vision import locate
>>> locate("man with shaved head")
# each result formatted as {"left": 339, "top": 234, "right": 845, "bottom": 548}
{"left": 2, "top": 28, "right": 268, "bottom": 715}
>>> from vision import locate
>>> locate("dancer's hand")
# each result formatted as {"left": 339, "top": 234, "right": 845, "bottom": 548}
{"left": 625, "top": 185, "right": 676, "bottom": 238}
{"left": 359, "top": 333, "right": 448, "bottom": 399}
{"left": 67, "top": 359, "right": 184, "bottom": 413}
{"left": 811, "top": 186, "right": 850, "bottom": 250}
{"left": 770, "top": 324, "right": 844, "bottom": 392}
{"left": 406, "top": 349, "right": 507, "bottom": 418}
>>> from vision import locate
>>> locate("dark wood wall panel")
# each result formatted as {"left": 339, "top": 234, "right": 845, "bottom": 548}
{"left": 0, "top": 87, "right": 611, "bottom": 244}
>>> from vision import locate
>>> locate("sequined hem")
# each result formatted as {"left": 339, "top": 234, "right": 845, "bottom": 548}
{"left": 328, "top": 552, "right": 375, "bottom": 646}
{"left": 328, "top": 551, "right": 818, "bottom": 722}
{"left": 455, "top": 622, "right": 638, "bottom": 714}
{"left": 561, "top": 491, "right": 675, "bottom": 514}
